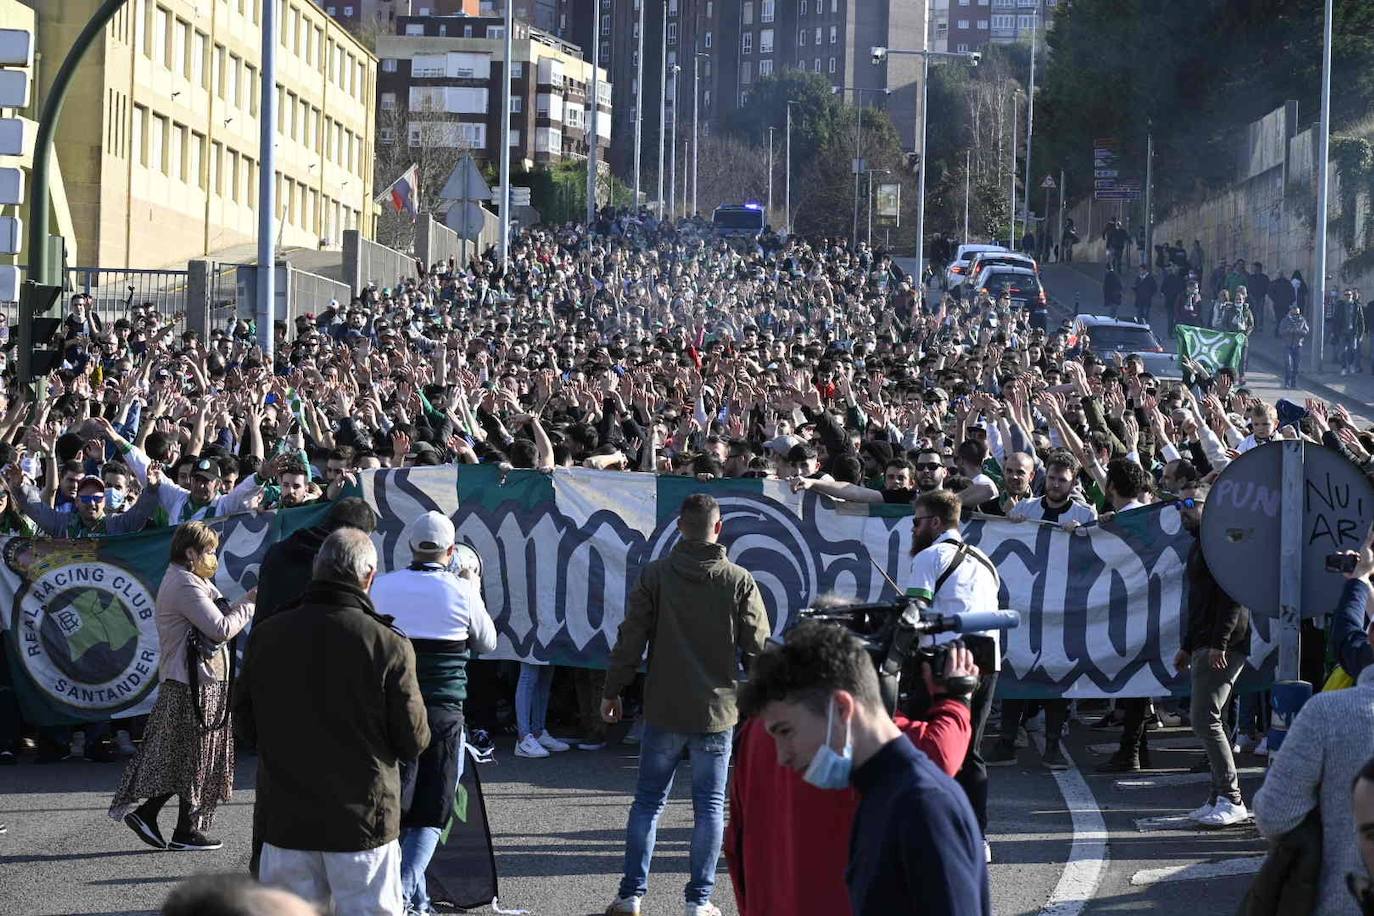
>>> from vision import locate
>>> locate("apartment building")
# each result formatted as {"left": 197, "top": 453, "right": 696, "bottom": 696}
{"left": 946, "top": 0, "right": 1056, "bottom": 52}
{"left": 375, "top": 15, "right": 610, "bottom": 169}
{"left": 37, "top": 0, "right": 377, "bottom": 269}
{"left": 314, "top": 1, "right": 480, "bottom": 36}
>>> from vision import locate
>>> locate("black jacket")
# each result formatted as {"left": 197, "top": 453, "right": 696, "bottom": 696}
{"left": 234, "top": 580, "right": 430, "bottom": 852}
{"left": 254, "top": 524, "right": 330, "bottom": 626}
{"left": 1238, "top": 810, "right": 1321, "bottom": 916}
{"left": 1181, "top": 539, "right": 1250, "bottom": 654}
{"left": 1133, "top": 273, "right": 1157, "bottom": 309}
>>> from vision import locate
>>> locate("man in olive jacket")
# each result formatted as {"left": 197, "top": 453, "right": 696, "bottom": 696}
{"left": 234, "top": 529, "right": 429, "bottom": 915}
{"left": 601, "top": 493, "right": 772, "bottom": 916}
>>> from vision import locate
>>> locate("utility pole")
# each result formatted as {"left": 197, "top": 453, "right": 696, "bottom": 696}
{"left": 1144, "top": 129, "right": 1154, "bottom": 273}
{"left": 785, "top": 101, "right": 794, "bottom": 234}
{"left": 257, "top": 0, "right": 276, "bottom": 357}
{"left": 964, "top": 149, "right": 971, "bottom": 243}
{"left": 1022, "top": 14, "right": 1037, "bottom": 245}
{"left": 498, "top": 0, "right": 513, "bottom": 269}
{"left": 853, "top": 100, "right": 863, "bottom": 248}
{"left": 1009, "top": 94, "right": 1018, "bottom": 245}
{"left": 633, "top": 0, "right": 645, "bottom": 208}
{"left": 1058, "top": 168, "right": 1066, "bottom": 260}
{"left": 586, "top": 0, "right": 600, "bottom": 225}
{"left": 657, "top": 1, "right": 667, "bottom": 215}
{"left": 692, "top": 51, "right": 704, "bottom": 216}
{"left": 1314, "top": 0, "right": 1333, "bottom": 371}
{"left": 669, "top": 65, "right": 680, "bottom": 220}
{"left": 767, "top": 126, "right": 774, "bottom": 221}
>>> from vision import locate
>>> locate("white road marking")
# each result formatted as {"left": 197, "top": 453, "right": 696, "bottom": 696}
{"left": 1033, "top": 735, "right": 1109, "bottom": 916}
{"left": 1134, "top": 814, "right": 1257, "bottom": 834}
{"left": 1087, "top": 737, "right": 1201, "bottom": 756}
{"left": 1129, "top": 856, "right": 1265, "bottom": 887}
{"left": 1114, "top": 768, "right": 1265, "bottom": 790}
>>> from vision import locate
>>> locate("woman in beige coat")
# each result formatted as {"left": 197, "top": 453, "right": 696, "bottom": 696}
{"left": 109, "top": 521, "right": 255, "bottom": 851}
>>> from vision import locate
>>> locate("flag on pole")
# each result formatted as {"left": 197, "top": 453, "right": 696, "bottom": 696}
{"left": 1174, "top": 324, "right": 1247, "bottom": 373}
{"left": 378, "top": 164, "right": 420, "bottom": 218}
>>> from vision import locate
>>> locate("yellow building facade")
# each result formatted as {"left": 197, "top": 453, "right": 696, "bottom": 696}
{"left": 37, "top": 0, "right": 377, "bottom": 269}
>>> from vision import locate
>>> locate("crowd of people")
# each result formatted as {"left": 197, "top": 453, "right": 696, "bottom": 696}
{"left": 2, "top": 209, "right": 1374, "bottom": 914}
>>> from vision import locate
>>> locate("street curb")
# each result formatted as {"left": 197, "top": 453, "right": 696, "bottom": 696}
{"left": 1045, "top": 262, "right": 1372, "bottom": 417}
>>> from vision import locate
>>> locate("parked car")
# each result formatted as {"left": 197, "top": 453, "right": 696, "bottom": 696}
{"left": 1070, "top": 314, "right": 1183, "bottom": 379}
{"left": 945, "top": 243, "right": 1007, "bottom": 289}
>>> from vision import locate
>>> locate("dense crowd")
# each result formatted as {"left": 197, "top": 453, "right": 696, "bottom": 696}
{"left": 5, "top": 209, "right": 1374, "bottom": 915}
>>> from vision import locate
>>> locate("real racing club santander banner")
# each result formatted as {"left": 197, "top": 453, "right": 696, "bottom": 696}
{"left": 1, "top": 465, "right": 1277, "bottom": 724}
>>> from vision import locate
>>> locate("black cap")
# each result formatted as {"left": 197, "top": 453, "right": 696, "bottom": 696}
{"left": 191, "top": 458, "right": 221, "bottom": 480}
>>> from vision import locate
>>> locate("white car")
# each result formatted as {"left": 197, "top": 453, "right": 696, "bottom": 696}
{"left": 1070, "top": 314, "right": 1183, "bottom": 379}
{"left": 945, "top": 243, "right": 1008, "bottom": 289}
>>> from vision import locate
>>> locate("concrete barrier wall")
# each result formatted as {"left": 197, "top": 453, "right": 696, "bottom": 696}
{"left": 1064, "top": 103, "right": 1374, "bottom": 299}
{"left": 287, "top": 265, "right": 351, "bottom": 324}
{"left": 342, "top": 230, "right": 415, "bottom": 295}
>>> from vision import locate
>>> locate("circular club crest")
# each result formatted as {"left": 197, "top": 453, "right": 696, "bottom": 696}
{"left": 11, "top": 561, "right": 159, "bottom": 715}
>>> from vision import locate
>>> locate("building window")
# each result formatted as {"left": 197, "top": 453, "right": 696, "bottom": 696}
{"left": 601, "top": 15, "right": 610, "bottom": 34}
{"left": 977, "top": 19, "right": 988, "bottom": 28}
{"left": 511, "top": 61, "right": 523, "bottom": 78}
{"left": 743, "top": 1, "right": 753, "bottom": 25}
{"left": 799, "top": 28, "right": 807, "bottom": 46}
{"left": 703, "top": 89, "right": 711, "bottom": 107}
{"left": 957, "top": 19, "right": 969, "bottom": 28}
{"left": 827, "top": 55, "right": 835, "bottom": 73}
{"left": 813, "top": 57, "right": 820, "bottom": 72}
{"left": 706, "top": 1, "right": 713, "bottom": 15}
{"left": 342, "top": 5, "right": 352, "bottom": 14}
{"left": 704, "top": 31, "right": 712, "bottom": 48}
{"left": 1018, "top": 13, "right": 1036, "bottom": 28}
{"left": 464, "top": 25, "right": 472, "bottom": 36}
{"left": 669, "top": 0, "right": 678, "bottom": 13}
{"left": 149, "top": 114, "right": 166, "bottom": 173}
{"left": 325, "top": 4, "right": 335, "bottom": 13}
{"left": 132, "top": 104, "right": 146, "bottom": 166}
{"left": 667, "top": 22, "right": 677, "bottom": 43}
{"left": 380, "top": 91, "right": 396, "bottom": 110}
{"left": 831, "top": 0, "right": 837, "bottom": 11}
{"left": 814, "top": 26, "right": 821, "bottom": 43}
{"left": 760, "top": 29, "right": 773, "bottom": 53}
{"left": 759, "top": 58, "right": 773, "bottom": 77}
{"left": 511, "top": 96, "right": 522, "bottom": 113}
{"left": 936, "top": 22, "right": 948, "bottom": 35}
{"left": 742, "top": 32, "right": 752, "bottom": 54}
{"left": 762, "top": 0, "right": 775, "bottom": 22}
{"left": 829, "top": 25, "right": 836, "bottom": 43}
{"left": 405, "top": 24, "right": 423, "bottom": 35}
{"left": 956, "top": 42, "right": 969, "bottom": 51}
{"left": 992, "top": 14, "right": 1013, "bottom": 28}
{"left": 800, "top": 0, "right": 807, "bottom": 13}
{"left": 742, "top": 60, "right": 752, "bottom": 83}
{"left": 380, "top": 127, "right": 395, "bottom": 144}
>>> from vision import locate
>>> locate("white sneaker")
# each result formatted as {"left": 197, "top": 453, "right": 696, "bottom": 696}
{"left": 605, "top": 896, "right": 641, "bottom": 915}
{"left": 1187, "top": 799, "right": 1217, "bottom": 821}
{"left": 1197, "top": 798, "right": 1250, "bottom": 828}
{"left": 115, "top": 730, "right": 137, "bottom": 756}
{"left": 1233, "top": 733, "right": 1258, "bottom": 754}
{"left": 515, "top": 734, "right": 550, "bottom": 758}
{"left": 536, "top": 732, "right": 571, "bottom": 752}
{"left": 985, "top": 840, "right": 993, "bottom": 863}
{"left": 1253, "top": 737, "right": 1268, "bottom": 757}
{"left": 685, "top": 904, "right": 722, "bottom": 916}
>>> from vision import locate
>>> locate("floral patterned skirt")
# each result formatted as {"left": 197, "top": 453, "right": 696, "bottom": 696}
{"left": 108, "top": 678, "right": 235, "bottom": 833}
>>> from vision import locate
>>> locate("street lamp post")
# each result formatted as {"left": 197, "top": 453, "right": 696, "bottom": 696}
{"left": 498, "top": 0, "right": 513, "bottom": 270}
{"left": 669, "top": 64, "right": 681, "bottom": 220}
{"left": 767, "top": 126, "right": 775, "bottom": 221}
{"left": 692, "top": 51, "right": 708, "bottom": 216}
{"left": 870, "top": 46, "right": 980, "bottom": 291}
{"left": 633, "top": 0, "right": 645, "bottom": 208}
{"left": 1009, "top": 91, "right": 1019, "bottom": 245}
{"left": 586, "top": 0, "right": 601, "bottom": 224}
{"left": 1314, "top": 0, "right": 1333, "bottom": 371}
{"left": 964, "top": 149, "right": 971, "bottom": 243}
{"left": 785, "top": 100, "right": 797, "bottom": 234}
{"left": 1022, "top": 12, "right": 1038, "bottom": 242}
{"left": 657, "top": 1, "right": 667, "bottom": 215}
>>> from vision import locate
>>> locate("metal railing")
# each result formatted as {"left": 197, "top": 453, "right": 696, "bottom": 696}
{"left": 66, "top": 266, "right": 191, "bottom": 331}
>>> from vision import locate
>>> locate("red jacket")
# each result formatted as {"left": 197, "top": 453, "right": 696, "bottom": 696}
{"left": 725, "top": 700, "right": 972, "bottom": 916}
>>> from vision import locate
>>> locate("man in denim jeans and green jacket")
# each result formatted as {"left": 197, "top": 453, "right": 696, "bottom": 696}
{"left": 601, "top": 493, "right": 772, "bottom": 916}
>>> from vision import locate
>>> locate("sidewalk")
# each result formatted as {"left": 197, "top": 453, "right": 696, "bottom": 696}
{"left": 1046, "top": 261, "right": 1374, "bottom": 419}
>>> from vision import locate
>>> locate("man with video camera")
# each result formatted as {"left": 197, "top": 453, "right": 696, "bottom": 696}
{"left": 904, "top": 489, "right": 1002, "bottom": 862}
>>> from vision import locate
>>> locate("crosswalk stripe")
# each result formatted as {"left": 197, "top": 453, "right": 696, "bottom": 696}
{"left": 1034, "top": 735, "right": 1108, "bottom": 916}
{"left": 1113, "top": 768, "right": 1265, "bottom": 790}
{"left": 1129, "top": 856, "right": 1265, "bottom": 887}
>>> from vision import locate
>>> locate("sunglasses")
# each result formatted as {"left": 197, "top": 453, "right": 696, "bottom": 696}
{"left": 915, "top": 462, "right": 943, "bottom": 472}
{"left": 77, "top": 494, "right": 105, "bottom": 505}
{"left": 1173, "top": 497, "right": 1203, "bottom": 510}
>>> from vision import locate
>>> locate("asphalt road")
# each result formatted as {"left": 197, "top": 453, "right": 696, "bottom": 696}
{"left": 0, "top": 712, "right": 1270, "bottom": 916}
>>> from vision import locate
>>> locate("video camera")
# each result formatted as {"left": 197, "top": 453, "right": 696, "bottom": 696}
{"left": 799, "top": 596, "right": 1020, "bottom": 714}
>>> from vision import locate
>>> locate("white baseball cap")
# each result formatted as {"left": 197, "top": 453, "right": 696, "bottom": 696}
{"left": 407, "top": 512, "right": 455, "bottom": 553}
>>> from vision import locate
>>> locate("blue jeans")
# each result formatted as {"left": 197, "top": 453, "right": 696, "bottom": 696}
{"left": 1285, "top": 345, "right": 1302, "bottom": 387}
{"left": 399, "top": 728, "right": 466, "bottom": 913}
{"left": 617, "top": 725, "right": 732, "bottom": 906}
{"left": 515, "top": 662, "right": 553, "bottom": 738}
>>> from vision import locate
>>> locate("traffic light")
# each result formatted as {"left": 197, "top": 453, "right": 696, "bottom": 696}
{"left": 17, "top": 280, "right": 62, "bottom": 384}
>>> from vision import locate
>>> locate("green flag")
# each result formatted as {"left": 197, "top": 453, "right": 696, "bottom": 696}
{"left": 1175, "top": 324, "right": 1246, "bottom": 373}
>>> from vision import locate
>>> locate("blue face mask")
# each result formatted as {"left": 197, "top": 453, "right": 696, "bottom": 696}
{"left": 105, "top": 487, "right": 125, "bottom": 510}
{"left": 802, "top": 696, "right": 853, "bottom": 790}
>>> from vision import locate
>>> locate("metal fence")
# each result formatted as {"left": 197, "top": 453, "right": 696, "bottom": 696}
{"left": 66, "top": 266, "right": 191, "bottom": 332}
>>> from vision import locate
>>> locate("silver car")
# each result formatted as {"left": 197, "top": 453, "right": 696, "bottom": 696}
{"left": 1070, "top": 314, "right": 1183, "bottom": 379}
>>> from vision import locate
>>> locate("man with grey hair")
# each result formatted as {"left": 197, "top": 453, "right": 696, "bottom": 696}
{"left": 235, "top": 528, "right": 429, "bottom": 915}
{"left": 370, "top": 512, "right": 497, "bottom": 915}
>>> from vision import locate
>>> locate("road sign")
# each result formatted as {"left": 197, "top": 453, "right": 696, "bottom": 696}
{"left": 875, "top": 182, "right": 901, "bottom": 228}
{"left": 1040, "top": 175, "right": 1057, "bottom": 190}
{"left": 445, "top": 202, "right": 486, "bottom": 242}
{"left": 1200, "top": 441, "right": 1374, "bottom": 618}
{"left": 438, "top": 155, "right": 490, "bottom": 203}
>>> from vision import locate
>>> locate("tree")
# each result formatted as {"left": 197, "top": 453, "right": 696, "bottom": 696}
{"left": 373, "top": 98, "right": 468, "bottom": 252}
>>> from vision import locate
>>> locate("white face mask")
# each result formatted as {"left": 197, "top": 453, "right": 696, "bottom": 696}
{"left": 802, "top": 696, "right": 853, "bottom": 791}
